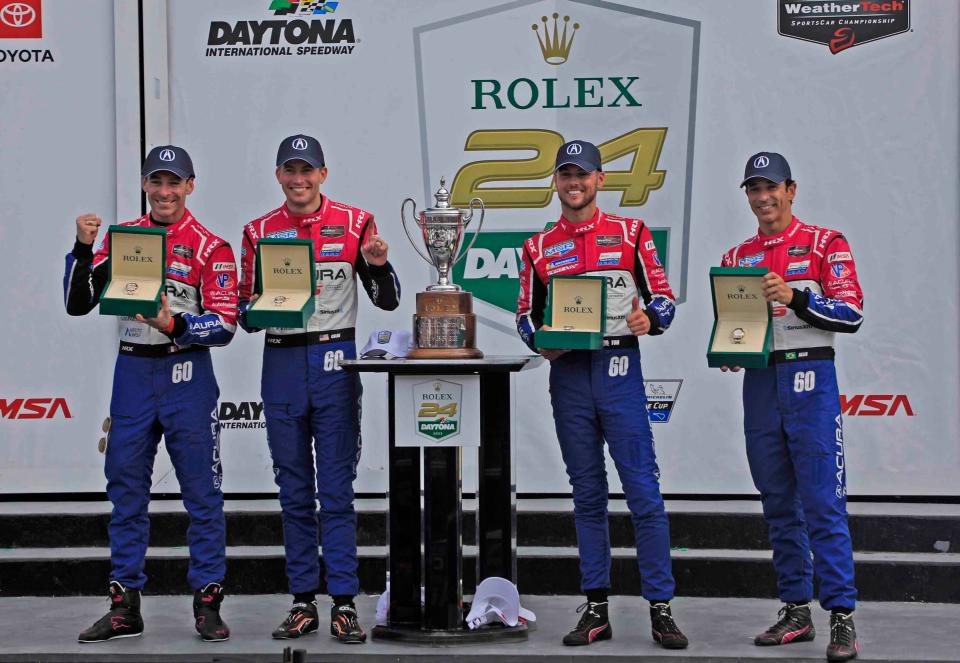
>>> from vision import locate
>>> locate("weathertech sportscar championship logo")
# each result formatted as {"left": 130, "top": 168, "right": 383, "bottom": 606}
{"left": 778, "top": 0, "right": 909, "bottom": 54}
{"left": 205, "top": 0, "right": 356, "bottom": 58}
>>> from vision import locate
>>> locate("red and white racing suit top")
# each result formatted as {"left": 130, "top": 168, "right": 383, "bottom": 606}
{"left": 64, "top": 209, "right": 238, "bottom": 352}
{"left": 721, "top": 215, "right": 864, "bottom": 361}
{"left": 238, "top": 196, "right": 400, "bottom": 343}
{"left": 516, "top": 209, "right": 676, "bottom": 350}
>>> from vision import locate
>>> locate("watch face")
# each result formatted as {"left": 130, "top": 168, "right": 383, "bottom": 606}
{"left": 730, "top": 327, "right": 745, "bottom": 344}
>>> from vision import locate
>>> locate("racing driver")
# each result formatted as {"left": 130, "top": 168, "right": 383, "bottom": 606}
{"left": 720, "top": 151, "right": 863, "bottom": 662}
{"left": 516, "top": 139, "right": 688, "bottom": 650}
{"left": 65, "top": 145, "right": 237, "bottom": 643}
{"left": 238, "top": 134, "right": 400, "bottom": 644}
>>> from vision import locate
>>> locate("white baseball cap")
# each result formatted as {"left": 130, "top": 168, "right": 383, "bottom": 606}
{"left": 360, "top": 329, "right": 413, "bottom": 359}
{"left": 466, "top": 577, "right": 536, "bottom": 629}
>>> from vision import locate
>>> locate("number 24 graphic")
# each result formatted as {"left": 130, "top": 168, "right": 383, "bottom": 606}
{"left": 449, "top": 128, "right": 667, "bottom": 209}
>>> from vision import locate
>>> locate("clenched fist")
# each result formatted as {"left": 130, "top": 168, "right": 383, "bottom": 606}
{"left": 76, "top": 214, "right": 102, "bottom": 245}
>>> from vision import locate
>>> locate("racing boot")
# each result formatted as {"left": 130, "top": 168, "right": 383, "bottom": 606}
{"left": 78, "top": 581, "right": 144, "bottom": 642}
{"left": 754, "top": 602, "right": 816, "bottom": 646}
{"left": 826, "top": 611, "right": 859, "bottom": 661}
{"left": 650, "top": 602, "right": 689, "bottom": 649}
{"left": 193, "top": 582, "right": 230, "bottom": 642}
{"left": 562, "top": 601, "right": 612, "bottom": 645}
{"left": 272, "top": 600, "right": 320, "bottom": 639}
{"left": 330, "top": 602, "right": 366, "bottom": 643}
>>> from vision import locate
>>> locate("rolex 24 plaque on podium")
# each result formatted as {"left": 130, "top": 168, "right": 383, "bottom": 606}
{"left": 401, "top": 178, "right": 485, "bottom": 359}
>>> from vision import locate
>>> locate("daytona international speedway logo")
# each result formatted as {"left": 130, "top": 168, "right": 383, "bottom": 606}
{"left": 205, "top": 0, "right": 356, "bottom": 58}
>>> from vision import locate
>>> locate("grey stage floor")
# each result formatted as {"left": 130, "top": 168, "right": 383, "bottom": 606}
{"left": 1, "top": 594, "right": 957, "bottom": 662}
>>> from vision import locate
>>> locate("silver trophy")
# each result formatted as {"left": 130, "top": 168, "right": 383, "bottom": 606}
{"left": 400, "top": 178, "right": 485, "bottom": 358}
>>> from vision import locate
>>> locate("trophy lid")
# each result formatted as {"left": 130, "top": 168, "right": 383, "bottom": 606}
{"left": 422, "top": 177, "right": 464, "bottom": 219}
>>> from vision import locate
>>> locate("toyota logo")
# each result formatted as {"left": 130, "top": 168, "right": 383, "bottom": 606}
{"left": 566, "top": 143, "right": 582, "bottom": 155}
{"left": 159, "top": 149, "right": 175, "bottom": 162}
{"left": 0, "top": 2, "right": 36, "bottom": 28}
{"left": 291, "top": 137, "right": 309, "bottom": 151}
{"left": 753, "top": 155, "right": 770, "bottom": 169}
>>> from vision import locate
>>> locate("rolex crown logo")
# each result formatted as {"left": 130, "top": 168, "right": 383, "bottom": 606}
{"left": 284, "top": 258, "right": 292, "bottom": 267}
{"left": 134, "top": 246, "right": 142, "bottom": 255}
{"left": 532, "top": 12, "right": 580, "bottom": 65}
{"left": 575, "top": 295, "right": 583, "bottom": 305}
{"left": 737, "top": 285, "right": 746, "bottom": 293}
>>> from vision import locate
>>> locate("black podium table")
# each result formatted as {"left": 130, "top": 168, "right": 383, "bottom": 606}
{"left": 341, "top": 355, "right": 542, "bottom": 643}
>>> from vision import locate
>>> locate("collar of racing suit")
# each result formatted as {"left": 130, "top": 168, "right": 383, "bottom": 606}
{"left": 756, "top": 215, "right": 800, "bottom": 248}
{"left": 147, "top": 208, "right": 194, "bottom": 234}
{"left": 282, "top": 195, "right": 329, "bottom": 227}
{"left": 556, "top": 208, "right": 601, "bottom": 235}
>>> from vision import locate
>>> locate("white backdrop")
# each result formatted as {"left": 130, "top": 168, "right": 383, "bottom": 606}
{"left": 1, "top": 0, "right": 957, "bottom": 497}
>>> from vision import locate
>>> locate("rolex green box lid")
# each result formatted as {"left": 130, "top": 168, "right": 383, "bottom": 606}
{"left": 246, "top": 238, "right": 316, "bottom": 329}
{"left": 99, "top": 225, "right": 166, "bottom": 318}
{"left": 536, "top": 275, "right": 607, "bottom": 351}
{"left": 707, "top": 266, "right": 772, "bottom": 369}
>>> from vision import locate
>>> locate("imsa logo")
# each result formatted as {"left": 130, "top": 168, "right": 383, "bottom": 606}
{"left": 0, "top": 397, "right": 72, "bottom": 419}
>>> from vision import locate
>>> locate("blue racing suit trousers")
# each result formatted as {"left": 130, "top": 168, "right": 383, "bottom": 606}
{"left": 262, "top": 340, "right": 362, "bottom": 597}
{"left": 105, "top": 349, "right": 225, "bottom": 590}
{"left": 548, "top": 347, "right": 675, "bottom": 600}
{"left": 743, "top": 359, "right": 857, "bottom": 611}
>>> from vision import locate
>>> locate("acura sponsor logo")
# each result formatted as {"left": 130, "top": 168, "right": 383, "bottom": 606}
{"left": 158, "top": 148, "right": 175, "bottom": 162}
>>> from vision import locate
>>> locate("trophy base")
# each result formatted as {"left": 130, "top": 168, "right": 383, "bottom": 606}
{"left": 407, "top": 347, "right": 484, "bottom": 360}
{"left": 411, "top": 291, "right": 483, "bottom": 359}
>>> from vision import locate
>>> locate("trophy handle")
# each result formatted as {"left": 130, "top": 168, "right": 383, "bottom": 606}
{"left": 400, "top": 197, "right": 435, "bottom": 266}
{"left": 453, "top": 197, "right": 485, "bottom": 268}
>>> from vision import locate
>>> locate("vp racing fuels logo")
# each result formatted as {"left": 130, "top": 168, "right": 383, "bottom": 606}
{"left": 777, "top": 0, "right": 909, "bottom": 54}
{"left": 206, "top": 0, "right": 356, "bottom": 58}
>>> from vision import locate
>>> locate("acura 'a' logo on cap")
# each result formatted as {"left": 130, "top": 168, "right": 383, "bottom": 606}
{"left": 566, "top": 143, "right": 582, "bottom": 155}
{"left": 753, "top": 155, "right": 770, "bottom": 168}
{"left": 159, "top": 149, "right": 175, "bottom": 162}
{"left": 292, "top": 137, "right": 308, "bottom": 151}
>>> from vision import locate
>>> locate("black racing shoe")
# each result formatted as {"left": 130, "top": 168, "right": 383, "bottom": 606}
{"left": 78, "top": 581, "right": 144, "bottom": 643}
{"left": 193, "top": 582, "right": 230, "bottom": 642}
{"left": 272, "top": 601, "right": 320, "bottom": 639}
{"left": 330, "top": 603, "right": 366, "bottom": 644}
{"left": 562, "top": 601, "right": 612, "bottom": 646}
{"left": 827, "top": 612, "right": 859, "bottom": 661}
{"left": 754, "top": 602, "right": 816, "bottom": 646}
{"left": 650, "top": 602, "right": 689, "bottom": 649}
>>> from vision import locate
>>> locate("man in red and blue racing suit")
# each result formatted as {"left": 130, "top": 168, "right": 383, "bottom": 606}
{"left": 64, "top": 145, "right": 237, "bottom": 643}
{"left": 238, "top": 134, "right": 400, "bottom": 644}
{"left": 516, "top": 140, "right": 687, "bottom": 650}
{"left": 720, "top": 152, "right": 863, "bottom": 662}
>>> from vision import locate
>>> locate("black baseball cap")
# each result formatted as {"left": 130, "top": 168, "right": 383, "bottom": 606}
{"left": 555, "top": 140, "right": 602, "bottom": 173}
{"left": 276, "top": 134, "right": 325, "bottom": 168}
{"left": 142, "top": 145, "right": 195, "bottom": 179}
{"left": 740, "top": 152, "right": 791, "bottom": 187}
